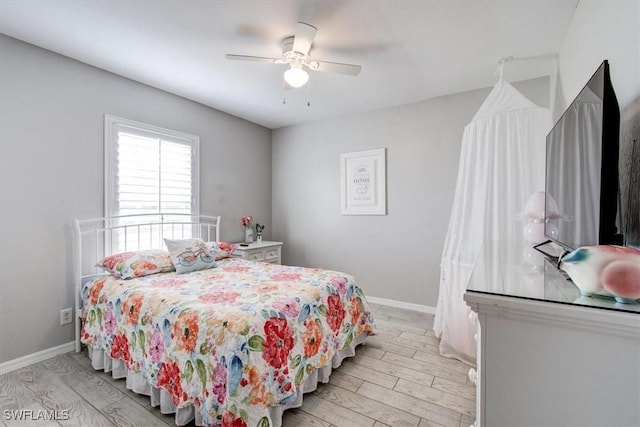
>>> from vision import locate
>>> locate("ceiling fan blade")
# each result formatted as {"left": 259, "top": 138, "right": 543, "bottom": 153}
{"left": 314, "top": 60, "right": 362, "bottom": 76}
{"left": 225, "top": 54, "right": 279, "bottom": 63}
{"left": 292, "top": 22, "right": 317, "bottom": 55}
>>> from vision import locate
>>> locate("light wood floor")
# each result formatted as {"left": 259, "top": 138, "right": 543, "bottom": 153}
{"left": 0, "top": 303, "right": 475, "bottom": 427}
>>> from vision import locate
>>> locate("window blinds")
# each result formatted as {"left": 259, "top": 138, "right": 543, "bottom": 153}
{"left": 116, "top": 130, "right": 194, "bottom": 216}
{"left": 104, "top": 115, "right": 200, "bottom": 251}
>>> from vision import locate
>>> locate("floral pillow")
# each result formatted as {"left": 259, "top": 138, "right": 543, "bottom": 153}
{"left": 97, "top": 249, "right": 175, "bottom": 279}
{"left": 207, "top": 241, "right": 238, "bottom": 260}
{"left": 165, "top": 238, "right": 217, "bottom": 274}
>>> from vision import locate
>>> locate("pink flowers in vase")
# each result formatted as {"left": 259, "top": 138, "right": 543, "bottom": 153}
{"left": 241, "top": 215, "right": 253, "bottom": 228}
{"left": 241, "top": 216, "right": 254, "bottom": 242}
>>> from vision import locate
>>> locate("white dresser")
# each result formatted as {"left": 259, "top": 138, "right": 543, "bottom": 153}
{"left": 464, "top": 240, "right": 640, "bottom": 427}
{"left": 232, "top": 241, "right": 283, "bottom": 264}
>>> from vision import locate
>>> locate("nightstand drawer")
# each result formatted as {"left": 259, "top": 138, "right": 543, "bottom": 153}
{"left": 232, "top": 241, "right": 283, "bottom": 265}
{"left": 265, "top": 248, "right": 279, "bottom": 260}
{"left": 249, "top": 251, "right": 265, "bottom": 261}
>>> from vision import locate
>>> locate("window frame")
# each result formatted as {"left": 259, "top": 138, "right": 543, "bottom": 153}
{"left": 104, "top": 114, "right": 200, "bottom": 219}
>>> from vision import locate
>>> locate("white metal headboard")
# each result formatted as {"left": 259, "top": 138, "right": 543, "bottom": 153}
{"left": 73, "top": 213, "right": 221, "bottom": 352}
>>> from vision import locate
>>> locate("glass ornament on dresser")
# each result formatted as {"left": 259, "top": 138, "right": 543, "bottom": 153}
{"left": 519, "top": 191, "right": 563, "bottom": 244}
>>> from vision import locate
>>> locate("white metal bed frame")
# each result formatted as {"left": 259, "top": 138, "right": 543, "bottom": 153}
{"left": 73, "top": 213, "right": 221, "bottom": 353}
{"left": 72, "top": 213, "right": 373, "bottom": 427}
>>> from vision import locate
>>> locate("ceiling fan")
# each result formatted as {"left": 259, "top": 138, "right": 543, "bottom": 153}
{"left": 225, "top": 22, "right": 362, "bottom": 88}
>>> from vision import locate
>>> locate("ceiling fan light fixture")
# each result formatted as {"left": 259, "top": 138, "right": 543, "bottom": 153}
{"left": 284, "top": 65, "right": 309, "bottom": 88}
{"left": 226, "top": 21, "right": 362, "bottom": 89}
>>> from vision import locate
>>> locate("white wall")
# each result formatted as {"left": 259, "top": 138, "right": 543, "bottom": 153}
{"left": 272, "top": 77, "right": 549, "bottom": 307}
{"left": 554, "top": 0, "right": 640, "bottom": 246}
{"left": 0, "top": 35, "right": 272, "bottom": 363}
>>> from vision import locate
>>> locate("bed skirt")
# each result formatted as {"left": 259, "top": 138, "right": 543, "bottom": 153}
{"left": 85, "top": 333, "right": 368, "bottom": 427}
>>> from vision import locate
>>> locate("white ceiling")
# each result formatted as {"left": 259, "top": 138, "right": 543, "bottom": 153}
{"left": 0, "top": 0, "right": 578, "bottom": 129}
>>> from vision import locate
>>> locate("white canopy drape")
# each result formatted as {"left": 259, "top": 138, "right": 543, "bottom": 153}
{"left": 434, "top": 79, "right": 552, "bottom": 366}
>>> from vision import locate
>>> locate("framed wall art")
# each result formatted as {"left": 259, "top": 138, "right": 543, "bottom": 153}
{"left": 340, "top": 148, "right": 386, "bottom": 215}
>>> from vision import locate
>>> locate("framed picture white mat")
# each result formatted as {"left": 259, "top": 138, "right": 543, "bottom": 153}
{"left": 340, "top": 148, "right": 387, "bottom": 215}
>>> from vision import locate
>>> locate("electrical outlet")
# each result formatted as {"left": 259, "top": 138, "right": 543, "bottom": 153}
{"left": 60, "top": 308, "right": 73, "bottom": 325}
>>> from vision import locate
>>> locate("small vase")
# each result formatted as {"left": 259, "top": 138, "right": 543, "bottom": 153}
{"left": 244, "top": 227, "right": 254, "bottom": 243}
{"left": 256, "top": 233, "right": 263, "bottom": 243}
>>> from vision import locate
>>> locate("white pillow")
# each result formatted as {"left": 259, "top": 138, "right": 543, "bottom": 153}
{"left": 164, "top": 238, "right": 217, "bottom": 273}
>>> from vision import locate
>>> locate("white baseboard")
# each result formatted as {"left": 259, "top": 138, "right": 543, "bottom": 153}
{"left": 367, "top": 296, "right": 437, "bottom": 315}
{"left": 0, "top": 341, "right": 75, "bottom": 375}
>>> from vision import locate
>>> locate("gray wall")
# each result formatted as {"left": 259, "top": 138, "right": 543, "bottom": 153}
{"left": 0, "top": 35, "right": 272, "bottom": 363}
{"left": 554, "top": 0, "right": 640, "bottom": 247}
{"left": 272, "top": 77, "right": 550, "bottom": 307}
{"left": 554, "top": 0, "right": 639, "bottom": 117}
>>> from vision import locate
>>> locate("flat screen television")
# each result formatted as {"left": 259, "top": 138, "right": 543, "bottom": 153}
{"left": 544, "top": 60, "right": 623, "bottom": 251}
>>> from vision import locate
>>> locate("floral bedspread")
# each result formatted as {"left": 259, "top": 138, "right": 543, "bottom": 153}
{"left": 81, "top": 258, "right": 376, "bottom": 427}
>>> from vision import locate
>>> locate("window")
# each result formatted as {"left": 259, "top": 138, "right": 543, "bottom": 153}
{"left": 105, "top": 115, "right": 199, "bottom": 250}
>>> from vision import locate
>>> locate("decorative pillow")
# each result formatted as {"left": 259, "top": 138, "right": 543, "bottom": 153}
{"left": 165, "top": 238, "right": 217, "bottom": 273}
{"left": 207, "top": 241, "right": 238, "bottom": 260}
{"left": 97, "top": 249, "right": 175, "bottom": 279}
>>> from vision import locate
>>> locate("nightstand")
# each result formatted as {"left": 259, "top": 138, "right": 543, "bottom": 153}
{"left": 232, "top": 241, "right": 283, "bottom": 264}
